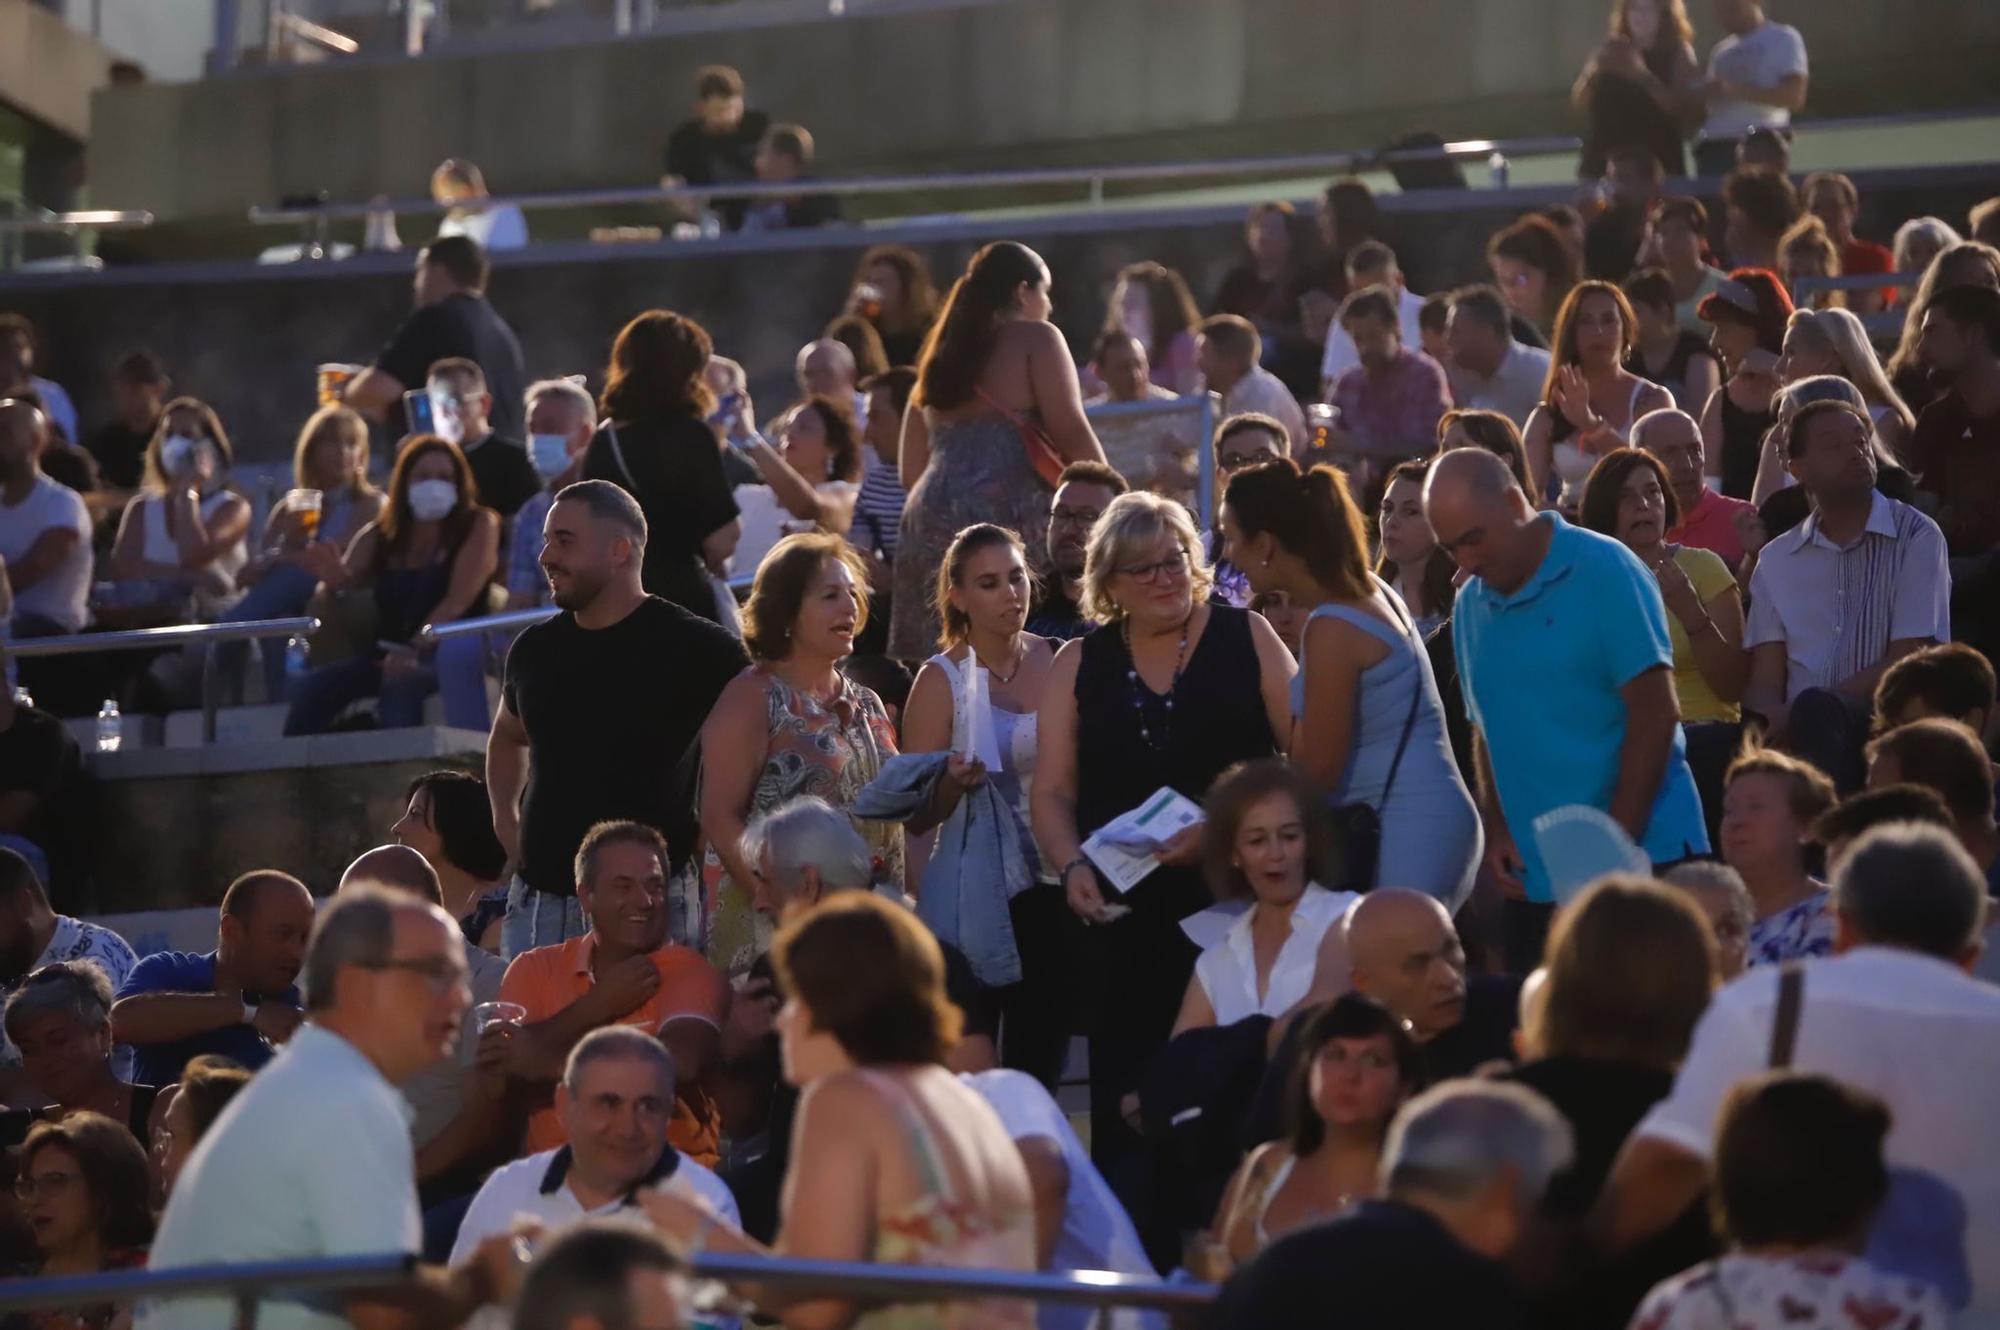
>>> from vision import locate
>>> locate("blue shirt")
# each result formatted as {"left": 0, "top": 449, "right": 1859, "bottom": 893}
{"left": 114, "top": 950, "right": 300, "bottom": 1086}
{"left": 1452, "top": 513, "right": 1709, "bottom": 901}
{"left": 508, "top": 488, "right": 555, "bottom": 602}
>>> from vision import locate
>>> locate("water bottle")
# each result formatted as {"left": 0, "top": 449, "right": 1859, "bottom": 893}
{"left": 1488, "top": 151, "right": 1511, "bottom": 190}
{"left": 96, "top": 698, "right": 122, "bottom": 753}
{"left": 284, "top": 636, "right": 311, "bottom": 694}
{"left": 10, "top": 685, "right": 32, "bottom": 709}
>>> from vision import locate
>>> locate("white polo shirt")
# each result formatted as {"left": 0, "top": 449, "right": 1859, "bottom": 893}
{"left": 1320, "top": 286, "right": 1427, "bottom": 387}
{"left": 451, "top": 1144, "right": 738, "bottom": 1330}
{"left": 1745, "top": 491, "right": 1950, "bottom": 700}
{"left": 1637, "top": 948, "right": 2000, "bottom": 1317}
{"left": 139, "top": 1024, "right": 421, "bottom": 1330}
{"left": 962, "top": 1070, "right": 1160, "bottom": 1330}
{"left": 1446, "top": 340, "right": 1552, "bottom": 428}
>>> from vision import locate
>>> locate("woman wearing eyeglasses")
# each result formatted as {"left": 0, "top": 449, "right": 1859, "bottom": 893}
{"left": 1032, "top": 491, "right": 1295, "bottom": 1207}
{"left": 10, "top": 1113, "right": 154, "bottom": 1326}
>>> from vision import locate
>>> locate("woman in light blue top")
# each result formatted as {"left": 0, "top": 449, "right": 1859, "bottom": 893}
{"left": 1220, "top": 459, "right": 1482, "bottom": 908}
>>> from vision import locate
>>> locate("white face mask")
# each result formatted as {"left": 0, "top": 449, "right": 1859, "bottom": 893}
{"left": 529, "top": 433, "right": 572, "bottom": 480}
{"left": 160, "top": 434, "right": 202, "bottom": 476}
{"left": 407, "top": 477, "right": 459, "bottom": 522}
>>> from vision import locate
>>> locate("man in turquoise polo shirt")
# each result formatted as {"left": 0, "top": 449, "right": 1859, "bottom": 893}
{"left": 1425, "top": 448, "right": 1708, "bottom": 970}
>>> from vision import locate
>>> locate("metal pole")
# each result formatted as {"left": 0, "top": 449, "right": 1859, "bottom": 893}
{"left": 1197, "top": 391, "right": 1216, "bottom": 530}
{"left": 233, "top": 1290, "right": 261, "bottom": 1330}
{"left": 613, "top": 0, "right": 631, "bottom": 35}
{"left": 210, "top": 0, "right": 243, "bottom": 74}
{"left": 201, "top": 642, "right": 220, "bottom": 743}
{"left": 1088, "top": 176, "right": 1104, "bottom": 208}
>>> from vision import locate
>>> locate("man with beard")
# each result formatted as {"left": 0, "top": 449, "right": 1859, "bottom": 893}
{"left": 0, "top": 397, "right": 92, "bottom": 638}
{"left": 487, "top": 480, "right": 748, "bottom": 958}
{"left": 0, "top": 847, "right": 135, "bottom": 1086}
{"left": 1326, "top": 286, "right": 1452, "bottom": 462}
{"left": 1025, "top": 462, "right": 1127, "bottom": 640}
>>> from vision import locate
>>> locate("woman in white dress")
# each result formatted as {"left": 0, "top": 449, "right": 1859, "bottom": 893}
{"left": 1170, "top": 760, "right": 1358, "bottom": 1040}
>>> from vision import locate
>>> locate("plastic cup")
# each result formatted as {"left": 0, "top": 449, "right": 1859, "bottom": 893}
{"left": 286, "top": 488, "right": 324, "bottom": 541}
{"left": 316, "top": 363, "right": 360, "bottom": 406}
{"left": 472, "top": 1001, "right": 527, "bottom": 1033}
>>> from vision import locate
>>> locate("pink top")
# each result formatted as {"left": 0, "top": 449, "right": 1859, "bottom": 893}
{"left": 1668, "top": 485, "right": 1758, "bottom": 566}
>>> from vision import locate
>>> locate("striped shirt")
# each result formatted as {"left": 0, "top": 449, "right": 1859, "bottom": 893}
{"left": 1745, "top": 491, "right": 1950, "bottom": 700}
{"left": 851, "top": 461, "right": 905, "bottom": 559}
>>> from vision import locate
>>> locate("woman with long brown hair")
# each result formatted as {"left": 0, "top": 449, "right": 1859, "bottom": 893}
{"left": 1488, "top": 215, "right": 1583, "bottom": 339}
{"left": 1374, "top": 457, "right": 1458, "bottom": 637}
{"left": 1572, "top": 0, "right": 1699, "bottom": 180}
{"left": 286, "top": 433, "right": 499, "bottom": 733}
{"left": 846, "top": 244, "right": 942, "bottom": 367}
{"left": 105, "top": 396, "right": 252, "bottom": 623}
{"left": 1095, "top": 261, "right": 1204, "bottom": 396}
{"left": 889, "top": 242, "right": 1106, "bottom": 659}
{"left": 583, "top": 309, "right": 742, "bottom": 621}
{"left": 1524, "top": 280, "right": 1673, "bottom": 511}
{"left": 1885, "top": 239, "right": 2000, "bottom": 416}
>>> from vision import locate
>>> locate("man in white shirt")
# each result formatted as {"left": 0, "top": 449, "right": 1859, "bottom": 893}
{"left": 1744, "top": 401, "right": 1950, "bottom": 790}
{"left": 963, "top": 1067, "right": 1158, "bottom": 1330}
{"left": 1444, "top": 286, "right": 1552, "bottom": 429}
{"left": 141, "top": 887, "right": 517, "bottom": 1330}
{"left": 451, "top": 1026, "right": 737, "bottom": 1329}
{"left": 0, "top": 847, "right": 136, "bottom": 1079}
{"left": 1594, "top": 823, "right": 2000, "bottom": 1318}
{"left": 0, "top": 398, "right": 92, "bottom": 636}
{"left": 1695, "top": 0, "right": 1809, "bottom": 176}
{"left": 1319, "top": 241, "right": 1426, "bottom": 399}
{"left": 1197, "top": 315, "right": 1307, "bottom": 454}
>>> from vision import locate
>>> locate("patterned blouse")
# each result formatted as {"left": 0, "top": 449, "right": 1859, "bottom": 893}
{"left": 703, "top": 667, "right": 904, "bottom": 974}
{"left": 1632, "top": 1252, "right": 1949, "bottom": 1330}
{"left": 1747, "top": 887, "right": 1836, "bottom": 967}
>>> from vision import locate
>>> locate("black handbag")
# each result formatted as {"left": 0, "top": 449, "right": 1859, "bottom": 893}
{"left": 1324, "top": 584, "right": 1424, "bottom": 894}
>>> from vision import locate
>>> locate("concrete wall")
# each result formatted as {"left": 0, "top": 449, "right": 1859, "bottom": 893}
{"left": 8, "top": 164, "right": 1997, "bottom": 464}
{"left": 0, "top": 0, "right": 115, "bottom": 142}
{"left": 85, "top": 0, "right": 2000, "bottom": 222}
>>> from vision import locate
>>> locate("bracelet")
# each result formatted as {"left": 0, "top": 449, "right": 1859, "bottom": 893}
{"left": 1060, "top": 857, "right": 1092, "bottom": 884}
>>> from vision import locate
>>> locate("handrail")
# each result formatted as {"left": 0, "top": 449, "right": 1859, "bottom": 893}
{"left": 0, "top": 209, "right": 157, "bottom": 235}
{"left": 6, "top": 617, "right": 321, "bottom": 659}
{"left": 0, "top": 1250, "right": 1211, "bottom": 1316}
{"left": 9, "top": 616, "right": 319, "bottom": 744}
{"left": 246, "top": 133, "right": 1582, "bottom": 226}
{"left": 0, "top": 1252, "right": 413, "bottom": 1314}
{"left": 419, "top": 606, "right": 556, "bottom": 643}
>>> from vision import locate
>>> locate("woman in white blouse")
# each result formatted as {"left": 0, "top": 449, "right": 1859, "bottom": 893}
{"left": 1171, "top": 760, "right": 1357, "bottom": 1039}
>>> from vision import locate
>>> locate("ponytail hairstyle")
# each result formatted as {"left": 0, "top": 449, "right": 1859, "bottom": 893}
{"left": 1222, "top": 457, "right": 1371, "bottom": 600}
{"left": 935, "top": 523, "right": 1026, "bottom": 649}
{"left": 916, "top": 242, "right": 1048, "bottom": 411}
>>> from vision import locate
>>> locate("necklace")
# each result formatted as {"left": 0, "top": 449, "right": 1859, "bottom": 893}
{"left": 1123, "top": 612, "right": 1193, "bottom": 751}
{"left": 973, "top": 637, "right": 1026, "bottom": 686}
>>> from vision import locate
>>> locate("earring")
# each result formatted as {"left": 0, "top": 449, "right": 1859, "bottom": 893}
{"left": 1261, "top": 556, "right": 1271, "bottom": 568}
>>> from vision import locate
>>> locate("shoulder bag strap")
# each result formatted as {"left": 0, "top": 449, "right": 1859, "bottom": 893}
{"left": 603, "top": 422, "right": 638, "bottom": 491}
{"left": 1373, "top": 578, "right": 1424, "bottom": 809}
{"left": 1768, "top": 961, "right": 1805, "bottom": 1069}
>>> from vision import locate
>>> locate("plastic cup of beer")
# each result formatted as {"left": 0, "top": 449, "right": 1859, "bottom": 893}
{"left": 473, "top": 1001, "right": 527, "bottom": 1033}
{"left": 287, "top": 488, "right": 324, "bottom": 541}
{"left": 316, "top": 363, "right": 360, "bottom": 406}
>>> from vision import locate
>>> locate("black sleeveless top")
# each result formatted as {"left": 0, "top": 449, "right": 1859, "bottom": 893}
{"left": 1074, "top": 604, "right": 1278, "bottom": 921}
{"left": 1718, "top": 385, "right": 1774, "bottom": 500}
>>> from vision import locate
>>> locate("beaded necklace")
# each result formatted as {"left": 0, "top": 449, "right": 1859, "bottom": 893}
{"left": 1122, "top": 611, "right": 1194, "bottom": 751}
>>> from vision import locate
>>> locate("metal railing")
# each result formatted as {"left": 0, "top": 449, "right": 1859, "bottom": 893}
{"left": 1788, "top": 271, "right": 1924, "bottom": 340}
{"left": 419, "top": 605, "right": 556, "bottom": 642}
{"left": 1087, "top": 392, "right": 1219, "bottom": 527}
{"left": 246, "top": 133, "right": 1579, "bottom": 232}
{"left": 0, "top": 207, "right": 155, "bottom": 270}
{"left": 0, "top": 1250, "right": 1214, "bottom": 1326}
{"left": 9, "top": 617, "right": 319, "bottom": 742}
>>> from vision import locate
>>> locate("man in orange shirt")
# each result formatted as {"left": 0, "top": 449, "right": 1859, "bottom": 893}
{"left": 497, "top": 820, "right": 729, "bottom": 1167}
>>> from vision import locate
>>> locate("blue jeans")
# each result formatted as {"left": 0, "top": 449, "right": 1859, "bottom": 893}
{"left": 215, "top": 563, "right": 319, "bottom": 705}
{"left": 501, "top": 876, "right": 589, "bottom": 960}
{"left": 281, "top": 634, "right": 492, "bottom": 735}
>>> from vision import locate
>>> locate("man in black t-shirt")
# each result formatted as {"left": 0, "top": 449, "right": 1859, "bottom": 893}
{"left": 661, "top": 65, "right": 769, "bottom": 234}
{"left": 489, "top": 480, "right": 747, "bottom": 960}
{"left": 0, "top": 642, "right": 82, "bottom": 890}
{"left": 87, "top": 350, "right": 167, "bottom": 496}
{"left": 426, "top": 357, "right": 540, "bottom": 519}
{"left": 343, "top": 235, "right": 526, "bottom": 440}
{"left": 1213, "top": 1082, "right": 1564, "bottom": 1330}
{"left": 1024, "top": 462, "right": 1126, "bottom": 642}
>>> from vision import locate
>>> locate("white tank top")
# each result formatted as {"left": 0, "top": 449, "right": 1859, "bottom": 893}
{"left": 139, "top": 489, "right": 247, "bottom": 611}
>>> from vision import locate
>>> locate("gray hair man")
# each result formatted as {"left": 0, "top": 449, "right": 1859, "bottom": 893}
{"left": 1213, "top": 1081, "right": 1571, "bottom": 1329}
{"left": 140, "top": 887, "right": 526, "bottom": 1330}
{"left": 448, "top": 1027, "right": 737, "bottom": 1328}
{"left": 741, "top": 794, "right": 872, "bottom": 921}
{"left": 511, "top": 379, "right": 601, "bottom": 609}
{"left": 1630, "top": 406, "right": 1760, "bottom": 569}
{"left": 1598, "top": 822, "right": 2000, "bottom": 1318}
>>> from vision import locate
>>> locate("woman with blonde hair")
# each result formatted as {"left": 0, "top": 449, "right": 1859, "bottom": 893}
{"left": 1032, "top": 490, "right": 1292, "bottom": 1179}
{"left": 218, "top": 404, "right": 385, "bottom": 701}
{"left": 1775, "top": 307, "right": 1916, "bottom": 460}
{"left": 642, "top": 891, "right": 1036, "bottom": 1330}
{"left": 700, "top": 533, "right": 903, "bottom": 973}
{"left": 583, "top": 308, "right": 742, "bottom": 621}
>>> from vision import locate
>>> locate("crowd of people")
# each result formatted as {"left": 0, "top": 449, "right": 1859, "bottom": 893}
{"left": 3, "top": 1, "right": 2000, "bottom": 1327}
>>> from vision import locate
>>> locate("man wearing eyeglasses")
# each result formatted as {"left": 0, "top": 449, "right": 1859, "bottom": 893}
{"left": 1026, "top": 462, "right": 1129, "bottom": 641}
{"left": 142, "top": 886, "right": 526, "bottom": 1330}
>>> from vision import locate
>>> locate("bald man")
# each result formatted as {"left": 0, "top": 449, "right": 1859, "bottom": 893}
{"left": 794, "top": 338, "right": 867, "bottom": 431}
{"left": 1346, "top": 890, "right": 1521, "bottom": 1079}
{"left": 111, "top": 871, "right": 317, "bottom": 1084}
{"left": 0, "top": 396, "right": 93, "bottom": 637}
{"left": 1426, "top": 449, "right": 1707, "bottom": 971}
{"left": 1631, "top": 407, "right": 1758, "bottom": 567}
{"left": 340, "top": 844, "right": 508, "bottom": 1156}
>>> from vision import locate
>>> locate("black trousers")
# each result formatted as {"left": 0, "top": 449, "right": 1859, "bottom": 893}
{"left": 996, "top": 882, "right": 1078, "bottom": 1091}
